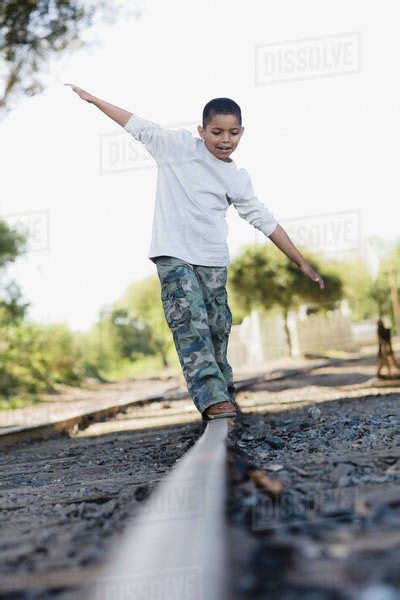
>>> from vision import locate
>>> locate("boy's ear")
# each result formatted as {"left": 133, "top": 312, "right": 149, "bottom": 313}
{"left": 197, "top": 125, "right": 204, "bottom": 139}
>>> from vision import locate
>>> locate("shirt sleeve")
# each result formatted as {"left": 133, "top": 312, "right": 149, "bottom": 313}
{"left": 123, "top": 113, "right": 194, "bottom": 164}
{"left": 229, "top": 169, "right": 278, "bottom": 237}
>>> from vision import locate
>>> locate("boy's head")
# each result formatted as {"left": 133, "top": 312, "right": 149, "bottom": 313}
{"left": 198, "top": 97, "right": 244, "bottom": 162}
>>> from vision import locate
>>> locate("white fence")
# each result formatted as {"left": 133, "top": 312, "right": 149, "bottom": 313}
{"left": 227, "top": 307, "right": 376, "bottom": 369}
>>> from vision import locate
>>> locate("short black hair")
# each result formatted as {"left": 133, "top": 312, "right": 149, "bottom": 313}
{"left": 202, "top": 97, "right": 242, "bottom": 129}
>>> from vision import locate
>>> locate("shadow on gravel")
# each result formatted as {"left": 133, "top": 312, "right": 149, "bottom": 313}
{"left": 253, "top": 371, "right": 372, "bottom": 392}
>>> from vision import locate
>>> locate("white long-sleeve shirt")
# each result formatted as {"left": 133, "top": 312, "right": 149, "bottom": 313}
{"left": 123, "top": 113, "right": 278, "bottom": 266}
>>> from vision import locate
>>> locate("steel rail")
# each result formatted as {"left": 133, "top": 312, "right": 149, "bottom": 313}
{"left": 89, "top": 419, "right": 230, "bottom": 600}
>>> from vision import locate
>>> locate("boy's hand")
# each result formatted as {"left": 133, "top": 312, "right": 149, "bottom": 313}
{"left": 64, "top": 83, "right": 94, "bottom": 103}
{"left": 300, "top": 262, "right": 325, "bottom": 289}
{"left": 269, "top": 226, "right": 325, "bottom": 290}
{"left": 63, "top": 84, "right": 132, "bottom": 126}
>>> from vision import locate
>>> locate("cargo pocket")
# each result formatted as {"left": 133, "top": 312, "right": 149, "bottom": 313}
{"left": 215, "top": 290, "right": 232, "bottom": 335}
{"left": 161, "top": 280, "right": 191, "bottom": 331}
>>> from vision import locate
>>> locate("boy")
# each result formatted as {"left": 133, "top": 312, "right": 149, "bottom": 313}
{"left": 65, "top": 84, "right": 325, "bottom": 421}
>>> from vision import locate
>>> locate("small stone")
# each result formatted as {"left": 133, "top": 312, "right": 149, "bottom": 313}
{"left": 329, "top": 463, "right": 354, "bottom": 486}
{"left": 255, "top": 450, "right": 270, "bottom": 459}
{"left": 358, "top": 584, "right": 400, "bottom": 600}
{"left": 135, "top": 485, "right": 150, "bottom": 502}
{"left": 264, "top": 436, "right": 285, "bottom": 450}
{"left": 13, "top": 475, "right": 33, "bottom": 485}
{"left": 38, "top": 530, "right": 50, "bottom": 542}
{"left": 307, "top": 406, "right": 322, "bottom": 420}
{"left": 79, "top": 545, "right": 101, "bottom": 565}
{"left": 33, "top": 478, "right": 47, "bottom": 487}
{"left": 99, "top": 499, "right": 117, "bottom": 518}
{"left": 265, "top": 463, "right": 284, "bottom": 472}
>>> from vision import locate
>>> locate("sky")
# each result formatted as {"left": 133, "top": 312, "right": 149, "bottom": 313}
{"left": 1, "top": 0, "right": 399, "bottom": 331}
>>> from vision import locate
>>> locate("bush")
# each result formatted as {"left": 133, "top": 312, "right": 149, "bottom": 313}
{"left": 0, "top": 321, "right": 85, "bottom": 398}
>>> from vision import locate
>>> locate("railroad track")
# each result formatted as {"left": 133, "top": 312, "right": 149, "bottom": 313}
{"left": 2, "top": 355, "right": 400, "bottom": 599}
{"left": 0, "top": 411, "right": 234, "bottom": 599}
{"left": 0, "top": 366, "right": 328, "bottom": 599}
{"left": 0, "top": 360, "right": 333, "bottom": 448}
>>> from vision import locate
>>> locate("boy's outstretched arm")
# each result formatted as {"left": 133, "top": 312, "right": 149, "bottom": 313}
{"left": 64, "top": 83, "right": 192, "bottom": 161}
{"left": 64, "top": 83, "right": 132, "bottom": 127}
{"left": 269, "top": 224, "right": 325, "bottom": 289}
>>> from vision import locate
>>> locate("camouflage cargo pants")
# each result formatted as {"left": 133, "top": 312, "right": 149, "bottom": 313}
{"left": 153, "top": 255, "right": 235, "bottom": 415}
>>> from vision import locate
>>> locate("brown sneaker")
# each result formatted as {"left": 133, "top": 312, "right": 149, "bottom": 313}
{"left": 203, "top": 401, "right": 237, "bottom": 421}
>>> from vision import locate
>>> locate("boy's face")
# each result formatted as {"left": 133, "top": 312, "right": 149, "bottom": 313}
{"left": 197, "top": 114, "right": 244, "bottom": 162}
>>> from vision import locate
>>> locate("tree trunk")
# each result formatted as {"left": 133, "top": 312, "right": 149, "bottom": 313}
{"left": 160, "top": 349, "right": 169, "bottom": 368}
{"left": 85, "top": 364, "right": 109, "bottom": 383}
{"left": 283, "top": 309, "right": 293, "bottom": 357}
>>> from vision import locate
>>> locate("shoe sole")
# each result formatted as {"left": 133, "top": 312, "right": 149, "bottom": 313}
{"left": 202, "top": 411, "right": 237, "bottom": 421}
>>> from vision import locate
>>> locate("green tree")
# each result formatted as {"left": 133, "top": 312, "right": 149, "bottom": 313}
{"left": 0, "top": 221, "right": 27, "bottom": 398}
{"left": 110, "top": 308, "right": 153, "bottom": 360}
{"left": 1, "top": 320, "right": 83, "bottom": 398}
{"left": 316, "top": 257, "right": 376, "bottom": 320}
{"left": 0, "top": 280, "right": 29, "bottom": 326}
{"left": 0, "top": 218, "right": 26, "bottom": 267}
{"left": 226, "top": 280, "right": 251, "bottom": 325}
{"left": 0, "top": 220, "right": 88, "bottom": 401}
{"left": 118, "top": 276, "right": 173, "bottom": 368}
{"left": 371, "top": 242, "right": 400, "bottom": 329}
{"left": 319, "top": 242, "right": 400, "bottom": 327}
{"left": 78, "top": 306, "right": 122, "bottom": 381}
{"left": 229, "top": 244, "right": 343, "bottom": 355}
{"left": 0, "top": 219, "right": 28, "bottom": 325}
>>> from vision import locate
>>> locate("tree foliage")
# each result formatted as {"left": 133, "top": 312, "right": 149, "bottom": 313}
{"left": 371, "top": 243, "right": 400, "bottom": 327}
{"left": 0, "top": 219, "right": 28, "bottom": 325}
{"left": 0, "top": 218, "right": 26, "bottom": 267}
{"left": 0, "top": 321, "right": 83, "bottom": 398}
{"left": 0, "top": 0, "right": 142, "bottom": 117}
{"left": 323, "top": 257, "right": 377, "bottom": 320}
{"left": 326, "top": 242, "right": 400, "bottom": 326}
{"left": 118, "top": 276, "right": 173, "bottom": 368}
{"left": 229, "top": 244, "right": 343, "bottom": 353}
{"left": 0, "top": 219, "right": 84, "bottom": 400}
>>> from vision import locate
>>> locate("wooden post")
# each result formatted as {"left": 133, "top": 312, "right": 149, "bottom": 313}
{"left": 388, "top": 269, "right": 400, "bottom": 334}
